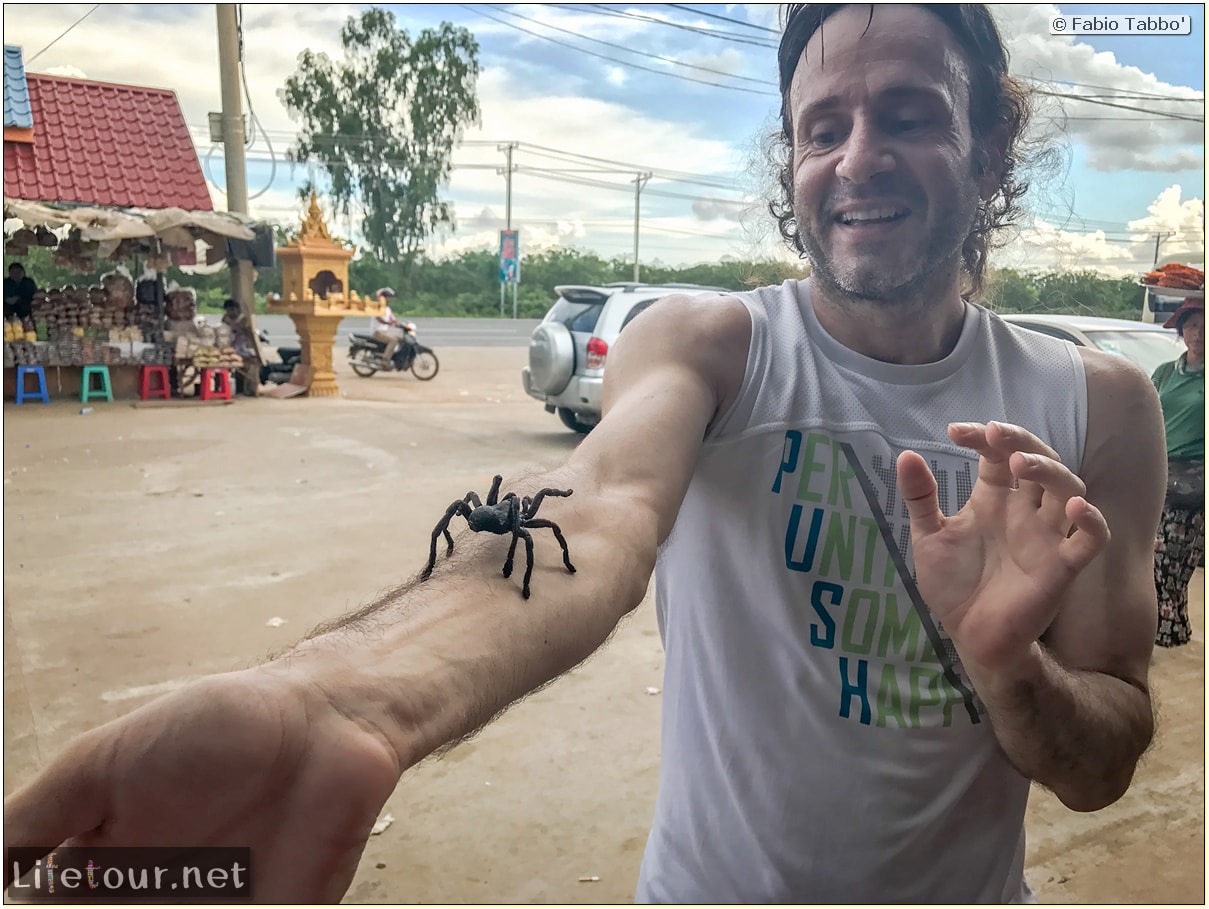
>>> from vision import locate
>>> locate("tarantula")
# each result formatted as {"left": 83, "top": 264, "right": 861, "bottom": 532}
{"left": 422, "top": 475, "right": 576, "bottom": 598}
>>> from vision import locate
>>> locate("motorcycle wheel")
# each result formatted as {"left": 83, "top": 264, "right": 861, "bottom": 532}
{"left": 411, "top": 348, "right": 439, "bottom": 381}
{"left": 350, "top": 348, "right": 379, "bottom": 378}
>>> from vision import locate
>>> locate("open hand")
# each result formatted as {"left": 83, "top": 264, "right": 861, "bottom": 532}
{"left": 896, "top": 421, "right": 1110, "bottom": 673}
{"left": 4, "top": 667, "right": 401, "bottom": 902}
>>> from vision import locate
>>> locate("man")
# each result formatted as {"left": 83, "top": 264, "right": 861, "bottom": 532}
{"left": 221, "top": 298, "right": 261, "bottom": 396}
{"left": 4, "top": 5, "right": 1164, "bottom": 903}
{"left": 371, "top": 287, "right": 405, "bottom": 368}
{"left": 4, "top": 262, "right": 37, "bottom": 321}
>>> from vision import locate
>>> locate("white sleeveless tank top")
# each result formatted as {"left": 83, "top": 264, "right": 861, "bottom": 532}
{"left": 635, "top": 279, "right": 1087, "bottom": 903}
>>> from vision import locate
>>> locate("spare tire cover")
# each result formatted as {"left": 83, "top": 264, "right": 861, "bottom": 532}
{"left": 528, "top": 322, "right": 575, "bottom": 395}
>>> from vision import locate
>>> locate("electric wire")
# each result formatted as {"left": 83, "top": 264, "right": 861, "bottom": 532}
{"left": 485, "top": 5, "right": 772, "bottom": 86}
{"left": 546, "top": 3, "right": 779, "bottom": 49}
{"left": 236, "top": 4, "right": 277, "bottom": 200}
{"left": 462, "top": 5, "right": 777, "bottom": 96}
{"left": 662, "top": 4, "right": 781, "bottom": 34}
{"left": 26, "top": 4, "right": 100, "bottom": 65}
{"left": 541, "top": 6, "right": 1202, "bottom": 111}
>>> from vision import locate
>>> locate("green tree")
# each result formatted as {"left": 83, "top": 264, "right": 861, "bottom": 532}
{"left": 984, "top": 268, "right": 1040, "bottom": 313}
{"left": 280, "top": 8, "right": 480, "bottom": 270}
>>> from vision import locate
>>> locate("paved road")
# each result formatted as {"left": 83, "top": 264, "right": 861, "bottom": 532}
{"left": 252, "top": 314, "right": 541, "bottom": 349}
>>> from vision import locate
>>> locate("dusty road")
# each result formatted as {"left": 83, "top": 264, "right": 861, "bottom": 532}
{"left": 3, "top": 348, "right": 1204, "bottom": 903}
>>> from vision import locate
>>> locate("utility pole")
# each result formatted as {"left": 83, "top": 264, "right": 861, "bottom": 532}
{"left": 216, "top": 4, "right": 255, "bottom": 313}
{"left": 632, "top": 172, "right": 652, "bottom": 283}
{"left": 497, "top": 142, "right": 517, "bottom": 316}
{"left": 498, "top": 142, "right": 517, "bottom": 228}
{"left": 1153, "top": 231, "right": 1175, "bottom": 267}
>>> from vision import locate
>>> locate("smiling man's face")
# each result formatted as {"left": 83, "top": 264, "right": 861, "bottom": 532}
{"left": 789, "top": 4, "right": 987, "bottom": 302}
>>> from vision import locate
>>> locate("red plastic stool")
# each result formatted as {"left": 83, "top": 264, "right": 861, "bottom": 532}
{"left": 200, "top": 368, "right": 232, "bottom": 402}
{"left": 139, "top": 365, "right": 172, "bottom": 401}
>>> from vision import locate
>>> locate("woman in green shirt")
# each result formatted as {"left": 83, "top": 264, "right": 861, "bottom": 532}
{"left": 1152, "top": 298, "right": 1204, "bottom": 647}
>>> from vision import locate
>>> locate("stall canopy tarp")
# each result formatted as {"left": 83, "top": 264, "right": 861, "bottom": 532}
{"left": 144, "top": 207, "right": 255, "bottom": 247}
{"left": 4, "top": 197, "right": 255, "bottom": 248}
{"left": 3, "top": 198, "right": 73, "bottom": 230}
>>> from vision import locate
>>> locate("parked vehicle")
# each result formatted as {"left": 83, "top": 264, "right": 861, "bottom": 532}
{"left": 257, "top": 328, "right": 301, "bottom": 385}
{"left": 347, "top": 322, "right": 439, "bottom": 380}
{"left": 523, "top": 282, "right": 727, "bottom": 433}
{"left": 1000, "top": 313, "right": 1184, "bottom": 376}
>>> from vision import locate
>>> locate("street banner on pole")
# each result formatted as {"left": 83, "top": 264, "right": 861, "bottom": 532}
{"left": 499, "top": 229, "right": 520, "bottom": 284}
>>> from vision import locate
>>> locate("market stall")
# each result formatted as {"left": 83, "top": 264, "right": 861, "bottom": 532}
{"left": 3, "top": 200, "right": 257, "bottom": 400}
{"left": 3, "top": 55, "right": 266, "bottom": 402}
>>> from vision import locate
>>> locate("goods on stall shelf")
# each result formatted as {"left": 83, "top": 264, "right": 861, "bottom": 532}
{"left": 169, "top": 323, "right": 244, "bottom": 371}
{"left": 165, "top": 287, "right": 197, "bottom": 322}
{"left": 2, "top": 277, "right": 189, "bottom": 369}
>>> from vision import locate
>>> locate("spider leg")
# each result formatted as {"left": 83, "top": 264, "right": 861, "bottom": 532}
{"left": 502, "top": 533, "right": 521, "bottom": 578}
{"left": 502, "top": 498, "right": 521, "bottom": 578}
{"left": 485, "top": 475, "right": 504, "bottom": 507}
{"left": 518, "top": 528, "right": 536, "bottom": 599}
{"left": 444, "top": 492, "right": 484, "bottom": 556}
{"left": 525, "top": 487, "right": 573, "bottom": 519}
{"left": 524, "top": 518, "right": 576, "bottom": 574}
{"left": 423, "top": 500, "right": 472, "bottom": 579}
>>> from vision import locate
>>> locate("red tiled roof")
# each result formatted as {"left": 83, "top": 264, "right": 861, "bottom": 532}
{"left": 3, "top": 73, "right": 212, "bottom": 211}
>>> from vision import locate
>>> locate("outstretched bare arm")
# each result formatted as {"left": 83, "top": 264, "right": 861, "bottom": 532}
{"left": 4, "top": 294, "right": 751, "bottom": 901}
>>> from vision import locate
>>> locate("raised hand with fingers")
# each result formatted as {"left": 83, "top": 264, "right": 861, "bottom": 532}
{"left": 896, "top": 420, "right": 1112, "bottom": 675}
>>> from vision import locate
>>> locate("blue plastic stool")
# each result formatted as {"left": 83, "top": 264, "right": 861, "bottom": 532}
{"left": 15, "top": 365, "right": 50, "bottom": 404}
{"left": 80, "top": 365, "right": 114, "bottom": 403}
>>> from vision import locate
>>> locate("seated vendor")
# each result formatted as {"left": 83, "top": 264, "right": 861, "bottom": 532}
{"left": 222, "top": 298, "right": 261, "bottom": 395}
{"left": 4, "top": 263, "right": 37, "bottom": 321}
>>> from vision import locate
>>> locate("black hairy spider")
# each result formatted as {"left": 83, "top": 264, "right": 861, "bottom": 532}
{"left": 421, "top": 475, "right": 576, "bottom": 598}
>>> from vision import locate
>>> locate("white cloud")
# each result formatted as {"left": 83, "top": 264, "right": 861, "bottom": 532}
{"left": 692, "top": 197, "right": 747, "bottom": 222}
{"left": 992, "top": 5, "right": 1205, "bottom": 173}
{"left": 42, "top": 64, "right": 88, "bottom": 79}
{"left": 3, "top": 3, "right": 1202, "bottom": 272}
{"left": 1000, "top": 185, "right": 1204, "bottom": 275}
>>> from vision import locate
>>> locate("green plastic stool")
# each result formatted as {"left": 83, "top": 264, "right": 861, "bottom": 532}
{"left": 80, "top": 365, "right": 114, "bottom": 403}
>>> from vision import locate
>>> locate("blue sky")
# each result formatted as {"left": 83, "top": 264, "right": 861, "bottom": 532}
{"left": 3, "top": 3, "right": 1204, "bottom": 275}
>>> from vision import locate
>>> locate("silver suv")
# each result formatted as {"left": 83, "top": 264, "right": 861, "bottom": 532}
{"left": 522, "top": 282, "right": 727, "bottom": 433}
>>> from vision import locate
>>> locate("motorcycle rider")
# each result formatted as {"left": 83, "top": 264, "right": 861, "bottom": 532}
{"left": 370, "top": 288, "right": 405, "bottom": 369}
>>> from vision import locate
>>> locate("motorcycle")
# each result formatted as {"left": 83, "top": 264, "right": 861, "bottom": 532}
{"left": 257, "top": 328, "right": 302, "bottom": 385}
{"left": 347, "top": 322, "right": 440, "bottom": 380}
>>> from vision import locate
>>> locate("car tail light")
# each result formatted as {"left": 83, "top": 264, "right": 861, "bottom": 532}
{"left": 586, "top": 336, "right": 608, "bottom": 369}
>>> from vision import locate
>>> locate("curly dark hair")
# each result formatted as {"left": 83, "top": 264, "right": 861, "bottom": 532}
{"left": 768, "top": 4, "right": 1034, "bottom": 299}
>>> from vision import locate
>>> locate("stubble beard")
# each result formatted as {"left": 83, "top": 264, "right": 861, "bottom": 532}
{"left": 797, "top": 185, "right": 980, "bottom": 305}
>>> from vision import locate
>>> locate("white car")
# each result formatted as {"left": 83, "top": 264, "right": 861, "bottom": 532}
{"left": 1000, "top": 313, "right": 1184, "bottom": 377}
{"left": 523, "top": 282, "right": 727, "bottom": 433}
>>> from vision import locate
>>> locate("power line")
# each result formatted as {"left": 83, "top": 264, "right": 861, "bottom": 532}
{"left": 26, "top": 4, "right": 100, "bottom": 64}
{"left": 514, "top": 144, "right": 743, "bottom": 190}
{"left": 512, "top": 165, "right": 750, "bottom": 208}
{"left": 548, "top": 3, "right": 779, "bottom": 49}
{"left": 1019, "top": 75, "right": 1204, "bottom": 104}
{"left": 197, "top": 126, "right": 751, "bottom": 189}
{"left": 485, "top": 5, "right": 773, "bottom": 87}
{"left": 663, "top": 4, "right": 781, "bottom": 34}
{"left": 1035, "top": 89, "right": 1204, "bottom": 123}
{"left": 462, "top": 5, "right": 777, "bottom": 96}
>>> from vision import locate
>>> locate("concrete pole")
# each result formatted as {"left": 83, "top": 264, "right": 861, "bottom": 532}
{"left": 632, "top": 172, "right": 652, "bottom": 283}
{"left": 216, "top": 4, "right": 255, "bottom": 314}
{"left": 497, "top": 142, "right": 516, "bottom": 316}
{"left": 502, "top": 142, "right": 515, "bottom": 229}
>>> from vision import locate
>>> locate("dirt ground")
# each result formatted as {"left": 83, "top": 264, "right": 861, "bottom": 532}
{"left": 3, "top": 348, "right": 1204, "bottom": 904}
